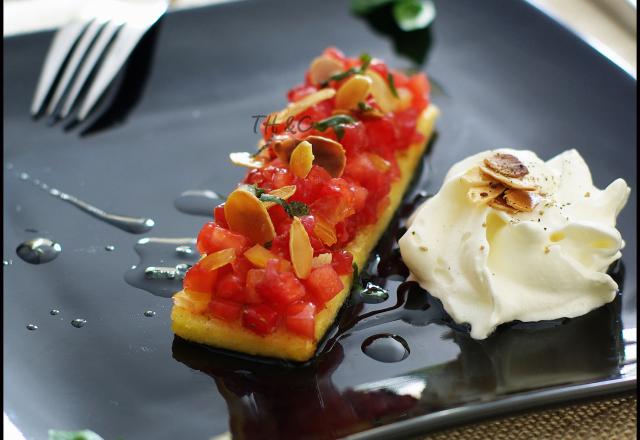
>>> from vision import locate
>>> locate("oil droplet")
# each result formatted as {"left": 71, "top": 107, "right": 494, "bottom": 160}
{"left": 144, "top": 310, "right": 156, "bottom": 317}
{"left": 26, "top": 324, "right": 38, "bottom": 331}
{"left": 105, "top": 245, "right": 115, "bottom": 251}
{"left": 174, "top": 189, "right": 223, "bottom": 217}
{"left": 175, "top": 245, "right": 194, "bottom": 256}
{"left": 16, "top": 172, "right": 155, "bottom": 234}
{"left": 16, "top": 238, "right": 62, "bottom": 265}
{"left": 71, "top": 318, "right": 87, "bottom": 328}
{"left": 361, "top": 334, "right": 410, "bottom": 363}
{"left": 124, "top": 237, "right": 198, "bottom": 298}
{"left": 50, "top": 309, "right": 60, "bottom": 315}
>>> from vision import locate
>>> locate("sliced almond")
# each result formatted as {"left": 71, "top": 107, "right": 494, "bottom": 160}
{"left": 395, "top": 87, "right": 413, "bottom": 111}
{"left": 306, "top": 135, "right": 346, "bottom": 177}
{"left": 313, "top": 216, "right": 337, "bottom": 246}
{"left": 289, "top": 216, "right": 313, "bottom": 279}
{"left": 484, "top": 153, "right": 529, "bottom": 178}
{"left": 367, "top": 153, "right": 391, "bottom": 173}
{"left": 309, "top": 56, "right": 344, "bottom": 85}
{"left": 365, "top": 70, "right": 399, "bottom": 113}
{"left": 461, "top": 166, "right": 492, "bottom": 186}
{"left": 229, "top": 152, "right": 266, "bottom": 169}
{"left": 273, "top": 88, "right": 336, "bottom": 125}
{"left": 480, "top": 165, "right": 538, "bottom": 191}
{"left": 467, "top": 183, "right": 505, "bottom": 204}
{"left": 261, "top": 185, "right": 297, "bottom": 210}
{"left": 335, "top": 74, "right": 373, "bottom": 111}
{"left": 244, "top": 244, "right": 277, "bottom": 268}
{"left": 270, "top": 135, "right": 299, "bottom": 163}
{"left": 290, "top": 140, "right": 315, "bottom": 178}
{"left": 224, "top": 188, "right": 275, "bottom": 244}
{"left": 312, "top": 253, "right": 333, "bottom": 268}
{"left": 175, "top": 290, "right": 210, "bottom": 313}
{"left": 200, "top": 248, "right": 236, "bottom": 271}
{"left": 503, "top": 189, "right": 541, "bottom": 212}
{"left": 488, "top": 195, "right": 519, "bottom": 214}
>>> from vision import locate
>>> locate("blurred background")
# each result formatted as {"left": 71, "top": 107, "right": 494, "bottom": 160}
{"left": 3, "top": 0, "right": 637, "bottom": 77}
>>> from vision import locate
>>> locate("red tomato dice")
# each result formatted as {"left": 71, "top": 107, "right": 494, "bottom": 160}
{"left": 213, "top": 205, "right": 228, "bottom": 228}
{"left": 244, "top": 269, "right": 265, "bottom": 304}
{"left": 215, "top": 272, "right": 244, "bottom": 300}
{"left": 209, "top": 298, "right": 242, "bottom": 321}
{"left": 197, "top": 222, "right": 248, "bottom": 255}
{"left": 183, "top": 263, "right": 218, "bottom": 294}
{"left": 256, "top": 260, "right": 306, "bottom": 308}
{"left": 285, "top": 302, "right": 316, "bottom": 339}
{"left": 331, "top": 250, "right": 354, "bottom": 275}
{"left": 242, "top": 304, "right": 279, "bottom": 335}
{"left": 304, "top": 265, "right": 344, "bottom": 304}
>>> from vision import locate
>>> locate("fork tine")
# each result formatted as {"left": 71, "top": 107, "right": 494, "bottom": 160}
{"left": 30, "top": 20, "right": 88, "bottom": 116}
{"left": 58, "top": 21, "right": 123, "bottom": 119}
{"left": 45, "top": 19, "right": 107, "bottom": 116}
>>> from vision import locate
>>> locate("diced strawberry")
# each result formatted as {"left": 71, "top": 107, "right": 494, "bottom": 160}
{"left": 183, "top": 263, "right": 218, "bottom": 294}
{"left": 209, "top": 298, "right": 242, "bottom": 321}
{"left": 331, "top": 250, "right": 354, "bottom": 275}
{"left": 256, "top": 260, "right": 306, "bottom": 308}
{"left": 285, "top": 302, "right": 316, "bottom": 339}
{"left": 215, "top": 272, "right": 244, "bottom": 300}
{"left": 304, "top": 264, "right": 344, "bottom": 304}
{"left": 242, "top": 304, "right": 279, "bottom": 335}
{"left": 197, "top": 222, "right": 248, "bottom": 255}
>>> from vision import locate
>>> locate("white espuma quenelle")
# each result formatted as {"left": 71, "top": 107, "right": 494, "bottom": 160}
{"left": 399, "top": 148, "right": 630, "bottom": 339}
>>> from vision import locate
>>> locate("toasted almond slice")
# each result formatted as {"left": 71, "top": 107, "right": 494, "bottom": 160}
{"left": 309, "top": 56, "right": 344, "bottom": 85}
{"left": 467, "top": 183, "right": 505, "bottom": 204}
{"left": 365, "top": 70, "right": 399, "bottom": 113}
{"left": 395, "top": 87, "right": 413, "bottom": 111}
{"left": 461, "top": 166, "right": 492, "bottom": 186}
{"left": 313, "top": 216, "right": 337, "bottom": 246}
{"left": 484, "top": 153, "right": 529, "bottom": 178}
{"left": 261, "top": 185, "right": 297, "bottom": 210}
{"left": 273, "top": 88, "right": 336, "bottom": 124}
{"left": 290, "top": 141, "right": 315, "bottom": 178}
{"left": 289, "top": 216, "right": 313, "bottom": 279}
{"left": 488, "top": 195, "right": 519, "bottom": 214}
{"left": 335, "top": 74, "right": 372, "bottom": 111}
{"left": 224, "top": 188, "right": 275, "bottom": 244}
{"left": 244, "top": 244, "right": 282, "bottom": 269}
{"left": 503, "top": 189, "right": 541, "bottom": 212}
{"left": 175, "top": 289, "right": 210, "bottom": 313}
{"left": 270, "top": 135, "right": 299, "bottom": 163}
{"left": 306, "top": 135, "right": 346, "bottom": 177}
{"left": 480, "top": 166, "right": 538, "bottom": 191}
{"left": 312, "top": 253, "right": 333, "bottom": 268}
{"left": 200, "top": 248, "right": 236, "bottom": 271}
{"left": 229, "top": 152, "right": 266, "bottom": 169}
{"left": 367, "top": 153, "right": 391, "bottom": 173}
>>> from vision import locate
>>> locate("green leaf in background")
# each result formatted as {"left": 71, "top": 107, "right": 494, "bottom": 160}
{"left": 392, "top": 0, "right": 436, "bottom": 32}
{"left": 350, "top": 0, "right": 436, "bottom": 66}
{"left": 48, "top": 430, "right": 105, "bottom": 440}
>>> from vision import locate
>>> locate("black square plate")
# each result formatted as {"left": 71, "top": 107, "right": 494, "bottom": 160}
{"left": 3, "top": 1, "right": 636, "bottom": 439}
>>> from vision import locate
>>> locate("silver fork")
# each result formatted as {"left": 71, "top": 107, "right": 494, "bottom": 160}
{"left": 31, "top": 0, "right": 169, "bottom": 122}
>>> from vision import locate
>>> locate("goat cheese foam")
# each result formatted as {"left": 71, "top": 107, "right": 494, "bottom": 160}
{"left": 399, "top": 148, "right": 630, "bottom": 339}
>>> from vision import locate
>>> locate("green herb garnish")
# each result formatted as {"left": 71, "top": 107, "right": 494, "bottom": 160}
{"left": 321, "top": 53, "right": 373, "bottom": 87}
{"left": 259, "top": 194, "right": 309, "bottom": 218}
{"left": 357, "top": 101, "right": 374, "bottom": 112}
{"left": 246, "top": 184, "right": 267, "bottom": 198}
{"left": 387, "top": 72, "right": 399, "bottom": 98}
{"left": 312, "top": 114, "right": 357, "bottom": 140}
{"left": 392, "top": 0, "right": 436, "bottom": 32}
{"left": 48, "top": 430, "right": 104, "bottom": 440}
{"left": 251, "top": 143, "right": 270, "bottom": 158}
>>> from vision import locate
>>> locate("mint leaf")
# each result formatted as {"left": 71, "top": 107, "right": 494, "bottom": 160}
{"left": 246, "top": 184, "right": 267, "bottom": 198}
{"left": 393, "top": 0, "right": 436, "bottom": 32}
{"left": 312, "top": 115, "right": 357, "bottom": 141}
{"left": 48, "top": 430, "right": 104, "bottom": 440}
{"left": 259, "top": 194, "right": 309, "bottom": 218}
{"left": 359, "top": 53, "right": 372, "bottom": 72}
{"left": 387, "top": 72, "right": 399, "bottom": 98}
